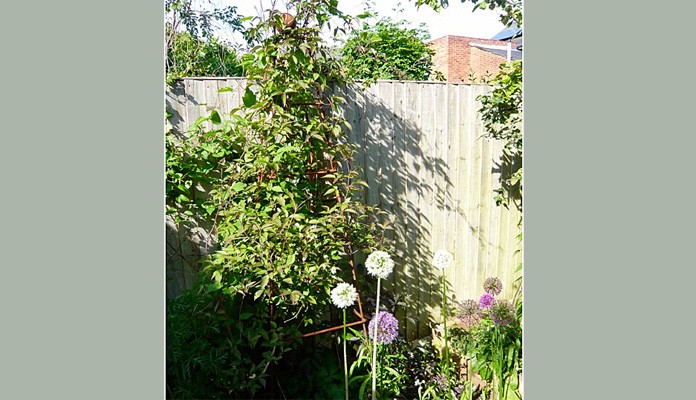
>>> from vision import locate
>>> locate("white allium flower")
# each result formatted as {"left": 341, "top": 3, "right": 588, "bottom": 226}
{"left": 331, "top": 282, "right": 358, "bottom": 309}
{"left": 433, "top": 249, "right": 453, "bottom": 269}
{"left": 365, "top": 250, "right": 394, "bottom": 279}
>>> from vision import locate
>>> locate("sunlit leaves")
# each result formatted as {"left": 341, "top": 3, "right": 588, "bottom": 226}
{"left": 340, "top": 18, "right": 434, "bottom": 82}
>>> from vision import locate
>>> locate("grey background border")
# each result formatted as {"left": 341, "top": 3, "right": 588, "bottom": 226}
{"left": 2, "top": 1, "right": 695, "bottom": 399}
{"left": 1, "top": 1, "right": 165, "bottom": 398}
{"left": 525, "top": 1, "right": 696, "bottom": 399}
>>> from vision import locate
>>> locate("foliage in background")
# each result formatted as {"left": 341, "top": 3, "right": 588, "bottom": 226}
{"left": 340, "top": 16, "right": 436, "bottom": 82}
{"left": 165, "top": 0, "right": 243, "bottom": 40}
{"left": 166, "top": 1, "right": 385, "bottom": 397}
{"left": 165, "top": 0, "right": 245, "bottom": 83}
{"left": 166, "top": 28, "right": 244, "bottom": 84}
{"left": 413, "top": 0, "right": 522, "bottom": 27}
{"left": 479, "top": 59, "right": 522, "bottom": 210}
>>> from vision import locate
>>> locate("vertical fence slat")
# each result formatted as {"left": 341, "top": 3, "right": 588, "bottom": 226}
{"left": 457, "top": 85, "right": 474, "bottom": 300}
{"left": 446, "top": 84, "right": 461, "bottom": 300}
{"left": 402, "top": 82, "right": 422, "bottom": 339}
{"left": 364, "top": 84, "right": 380, "bottom": 210}
{"left": 418, "top": 83, "right": 435, "bottom": 336}
{"left": 465, "top": 85, "right": 483, "bottom": 300}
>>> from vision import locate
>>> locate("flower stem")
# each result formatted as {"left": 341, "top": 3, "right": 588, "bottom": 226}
{"left": 371, "top": 277, "right": 381, "bottom": 400}
{"left": 442, "top": 270, "right": 451, "bottom": 396}
{"left": 343, "top": 308, "right": 349, "bottom": 400}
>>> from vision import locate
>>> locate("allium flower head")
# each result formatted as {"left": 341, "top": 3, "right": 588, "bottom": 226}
{"left": 489, "top": 300, "right": 516, "bottom": 326}
{"left": 368, "top": 311, "right": 399, "bottom": 344}
{"left": 365, "top": 250, "right": 394, "bottom": 279}
{"left": 433, "top": 250, "right": 453, "bottom": 269}
{"left": 483, "top": 277, "right": 503, "bottom": 296}
{"left": 456, "top": 299, "right": 483, "bottom": 328}
{"left": 330, "top": 282, "right": 358, "bottom": 309}
{"left": 479, "top": 293, "right": 496, "bottom": 309}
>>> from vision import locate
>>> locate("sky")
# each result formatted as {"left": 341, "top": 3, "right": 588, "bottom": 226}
{"left": 336, "top": 0, "right": 506, "bottom": 40}
{"left": 193, "top": 0, "right": 506, "bottom": 44}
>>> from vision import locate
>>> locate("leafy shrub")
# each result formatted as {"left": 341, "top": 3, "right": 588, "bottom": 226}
{"left": 166, "top": 288, "right": 298, "bottom": 399}
{"left": 275, "top": 339, "right": 345, "bottom": 399}
{"left": 340, "top": 17, "right": 435, "bottom": 81}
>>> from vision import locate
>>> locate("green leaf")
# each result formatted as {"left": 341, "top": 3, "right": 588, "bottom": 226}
{"left": 239, "top": 312, "right": 253, "bottom": 320}
{"left": 218, "top": 86, "right": 234, "bottom": 93}
{"left": 210, "top": 109, "right": 221, "bottom": 124}
{"left": 260, "top": 274, "right": 270, "bottom": 290}
{"left": 254, "top": 288, "right": 264, "bottom": 300}
{"left": 231, "top": 182, "right": 246, "bottom": 192}
{"left": 290, "top": 290, "right": 301, "bottom": 304}
{"left": 243, "top": 88, "right": 257, "bottom": 107}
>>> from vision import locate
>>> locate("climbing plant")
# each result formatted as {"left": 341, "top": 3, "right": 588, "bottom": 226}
{"left": 203, "top": 0, "right": 383, "bottom": 328}
{"left": 166, "top": 1, "right": 384, "bottom": 396}
{"left": 478, "top": 59, "right": 522, "bottom": 210}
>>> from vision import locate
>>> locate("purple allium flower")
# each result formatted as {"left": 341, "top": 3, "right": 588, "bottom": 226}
{"left": 456, "top": 299, "right": 483, "bottom": 328}
{"left": 368, "top": 311, "right": 399, "bottom": 344}
{"left": 479, "top": 293, "right": 496, "bottom": 309}
{"left": 483, "top": 277, "right": 503, "bottom": 296}
{"left": 489, "top": 300, "right": 516, "bottom": 326}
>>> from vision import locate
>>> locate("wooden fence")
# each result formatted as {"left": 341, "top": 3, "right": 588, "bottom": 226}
{"left": 166, "top": 78, "right": 522, "bottom": 339}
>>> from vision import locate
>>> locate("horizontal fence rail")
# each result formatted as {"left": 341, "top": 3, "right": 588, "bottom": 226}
{"left": 166, "top": 78, "right": 522, "bottom": 339}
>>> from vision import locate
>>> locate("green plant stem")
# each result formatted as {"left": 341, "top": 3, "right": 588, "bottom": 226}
{"left": 493, "top": 326, "right": 506, "bottom": 400}
{"left": 371, "top": 277, "right": 381, "bottom": 400}
{"left": 343, "top": 308, "right": 349, "bottom": 400}
{"left": 442, "top": 270, "right": 451, "bottom": 396}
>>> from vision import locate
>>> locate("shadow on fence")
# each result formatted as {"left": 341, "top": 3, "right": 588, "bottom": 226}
{"left": 165, "top": 78, "right": 522, "bottom": 340}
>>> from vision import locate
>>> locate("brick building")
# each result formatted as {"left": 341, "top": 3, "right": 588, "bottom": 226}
{"left": 429, "top": 27, "right": 522, "bottom": 83}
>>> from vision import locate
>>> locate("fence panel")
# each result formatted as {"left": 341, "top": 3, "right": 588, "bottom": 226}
{"left": 165, "top": 78, "right": 522, "bottom": 339}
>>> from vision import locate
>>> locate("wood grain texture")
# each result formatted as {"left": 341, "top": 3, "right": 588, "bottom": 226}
{"left": 166, "top": 79, "right": 523, "bottom": 339}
